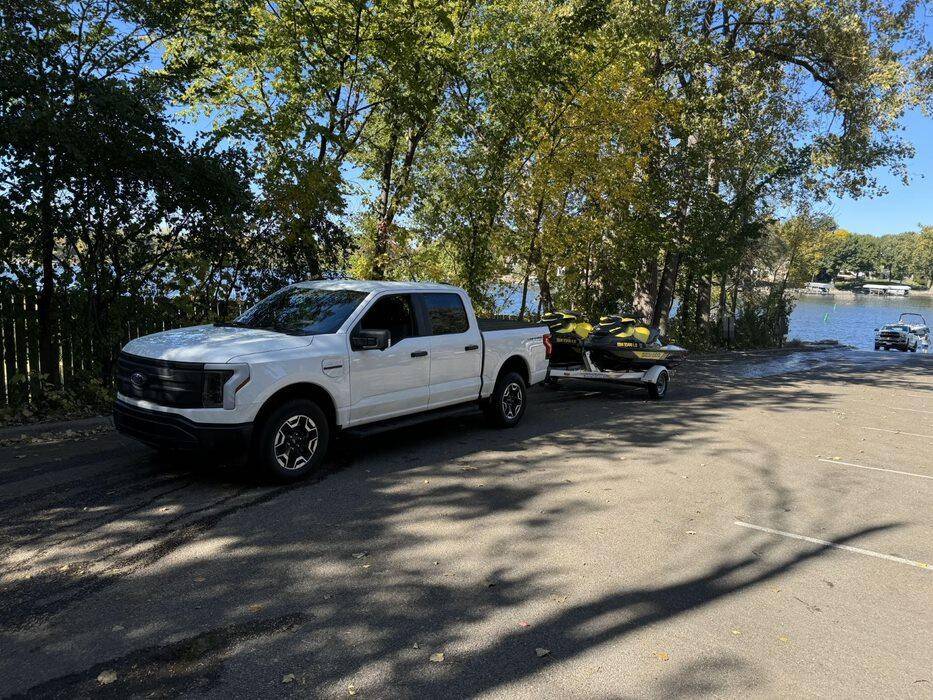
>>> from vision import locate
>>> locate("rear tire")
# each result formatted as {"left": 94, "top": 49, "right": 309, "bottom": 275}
{"left": 254, "top": 399, "right": 330, "bottom": 481}
{"left": 484, "top": 372, "right": 527, "bottom": 428}
{"left": 648, "top": 370, "right": 669, "bottom": 400}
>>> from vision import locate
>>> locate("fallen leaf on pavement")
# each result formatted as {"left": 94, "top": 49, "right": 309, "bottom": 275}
{"left": 686, "top": 530, "right": 696, "bottom": 535}
{"left": 97, "top": 670, "right": 117, "bottom": 685}
{"left": 731, "top": 629, "right": 741, "bottom": 636}
{"left": 778, "top": 635, "right": 789, "bottom": 643}
{"left": 282, "top": 673, "right": 295, "bottom": 684}
{"left": 519, "top": 621, "right": 530, "bottom": 628}
{"left": 429, "top": 652, "right": 445, "bottom": 663}
{"left": 535, "top": 648, "right": 550, "bottom": 658}
{"left": 248, "top": 604, "right": 264, "bottom": 613}
{"left": 352, "top": 552, "right": 368, "bottom": 559}
{"left": 347, "top": 684, "right": 357, "bottom": 696}
{"left": 654, "top": 652, "right": 670, "bottom": 661}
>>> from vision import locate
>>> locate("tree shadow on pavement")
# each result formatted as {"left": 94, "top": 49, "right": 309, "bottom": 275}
{"left": 0, "top": 354, "right": 919, "bottom": 696}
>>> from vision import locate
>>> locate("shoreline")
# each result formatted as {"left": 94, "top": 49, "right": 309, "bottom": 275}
{"left": 791, "top": 287, "right": 933, "bottom": 298}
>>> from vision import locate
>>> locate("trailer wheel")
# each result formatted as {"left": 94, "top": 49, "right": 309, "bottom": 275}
{"left": 648, "top": 370, "right": 669, "bottom": 400}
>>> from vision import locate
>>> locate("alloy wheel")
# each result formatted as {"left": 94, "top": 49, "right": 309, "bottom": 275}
{"left": 273, "top": 414, "right": 319, "bottom": 471}
{"left": 501, "top": 382, "right": 524, "bottom": 420}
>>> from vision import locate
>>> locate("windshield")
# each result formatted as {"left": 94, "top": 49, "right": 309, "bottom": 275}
{"left": 883, "top": 325, "right": 909, "bottom": 332}
{"left": 232, "top": 287, "right": 366, "bottom": 335}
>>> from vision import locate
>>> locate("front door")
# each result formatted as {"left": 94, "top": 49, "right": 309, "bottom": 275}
{"left": 349, "top": 293, "right": 430, "bottom": 424}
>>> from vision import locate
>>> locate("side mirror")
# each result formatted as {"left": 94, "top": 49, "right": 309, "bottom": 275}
{"left": 351, "top": 329, "right": 390, "bottom": 351}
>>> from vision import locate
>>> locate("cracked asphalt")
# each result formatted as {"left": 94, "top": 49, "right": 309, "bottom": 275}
{"left": 1, "top": 347, "right": 930, "bottom": 698}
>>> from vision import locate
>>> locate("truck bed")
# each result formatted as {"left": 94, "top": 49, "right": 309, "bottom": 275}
{"left": 477, "top": 317, "right": 543, "bottom": 332}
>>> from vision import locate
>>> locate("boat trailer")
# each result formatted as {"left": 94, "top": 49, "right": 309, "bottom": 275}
{"left": 546, "top": 351, "right": 674, "bottom": 400}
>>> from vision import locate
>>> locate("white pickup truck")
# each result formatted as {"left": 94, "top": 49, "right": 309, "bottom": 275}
{"left": 113, "top": 281, "right": 551, "bottom": 479}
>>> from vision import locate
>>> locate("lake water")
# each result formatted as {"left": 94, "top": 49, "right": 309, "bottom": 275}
{"left": 496, "top": 283, "right": 933, "bottom": 350}
{"left": 788, "top": 293, "right": 933, "bottom": 349}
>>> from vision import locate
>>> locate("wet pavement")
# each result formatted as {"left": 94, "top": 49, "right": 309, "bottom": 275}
{"left": 0, "top": 347, "right": 930, "bottom": 697}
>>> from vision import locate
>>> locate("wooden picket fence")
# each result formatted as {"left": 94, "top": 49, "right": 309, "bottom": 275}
{"left": 0, "top": 282, "right": 244, "bottom": 407}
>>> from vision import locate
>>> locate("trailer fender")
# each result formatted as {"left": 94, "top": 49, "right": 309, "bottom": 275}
{"left": 641, "top": 365, "right": 667, "bottom": 385}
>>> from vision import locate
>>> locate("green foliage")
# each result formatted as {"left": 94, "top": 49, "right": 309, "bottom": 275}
{"left": 3, "top": 0, "right": 933, "bottom": 423}
{"left": 0, "top": 373, "right": 112, "bottom": 425}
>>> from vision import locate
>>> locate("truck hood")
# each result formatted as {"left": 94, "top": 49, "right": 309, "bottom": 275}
{"left": 122, "top": 325, "right": 313, "bottom": 364}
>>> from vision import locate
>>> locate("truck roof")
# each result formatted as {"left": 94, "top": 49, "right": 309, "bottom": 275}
{"left": 293, "top": 279, "right": 462, "bottom": 294}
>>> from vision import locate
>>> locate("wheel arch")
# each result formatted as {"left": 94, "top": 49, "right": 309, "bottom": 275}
{"left": 253, "top": 382, "right": 340, "bottom": 434}
{"left": 497, "top": 355, "right": 530, "bottom": 385}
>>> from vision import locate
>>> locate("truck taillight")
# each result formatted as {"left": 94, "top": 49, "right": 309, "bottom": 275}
{"left": 543, "top": 333, "right": 553, "bottom": 359}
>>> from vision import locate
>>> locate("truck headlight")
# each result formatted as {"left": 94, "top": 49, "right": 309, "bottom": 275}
{"left": 202, "top": 364, "right": 250, "bottom": 409}
{"left": 202, "top": 370, "right": 234, "bottom": 408}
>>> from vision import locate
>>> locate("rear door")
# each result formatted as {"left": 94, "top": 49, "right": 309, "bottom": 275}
{"left": 348, "top": 293, "right": 431, "bottom": 424}
{"left": 418, "top": 292, "right": 483, "bottom": 408}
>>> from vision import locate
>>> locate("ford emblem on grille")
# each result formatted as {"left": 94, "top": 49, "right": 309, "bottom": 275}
{"left": 130, "top": 371, "right": 147, "bottom": 388}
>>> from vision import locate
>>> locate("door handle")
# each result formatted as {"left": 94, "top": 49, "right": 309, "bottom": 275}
{"left": 464, "top": 344, "right": 479, "bottom": 351}
{"left": 411, "top": 350, "right": 428, "bottom": 357}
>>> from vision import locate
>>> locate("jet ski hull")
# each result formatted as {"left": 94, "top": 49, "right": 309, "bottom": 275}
{"left": 583, "top": 315, "right": 687, "bottom": 371}
{"left": 586, "top": 342, "right": 688, "bottom": 371}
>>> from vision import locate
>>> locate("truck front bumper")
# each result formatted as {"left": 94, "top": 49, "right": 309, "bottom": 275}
{"left": 113, "top": 400, "right": 252, "bottom": 451}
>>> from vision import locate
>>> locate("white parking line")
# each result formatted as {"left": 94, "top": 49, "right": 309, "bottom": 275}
{"left": 860, "top": 426, "right": 933, "bottom": 440}
{"left": 734, "top": 521, "right": 930, "bottom": 570}
{"left": 817, "top": 458, "right": 933, "bottom": 480}
{"left": 884, "top": 405, "right": 933, "bottom": 414}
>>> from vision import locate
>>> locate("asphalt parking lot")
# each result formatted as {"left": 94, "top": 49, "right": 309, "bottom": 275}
{"left": 0, "top": 348, "right": 930, "bottom": 698}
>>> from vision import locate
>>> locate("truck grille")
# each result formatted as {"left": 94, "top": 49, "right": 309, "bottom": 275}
{"left": 116, "top": 352, "right": 205, "bottom": 408}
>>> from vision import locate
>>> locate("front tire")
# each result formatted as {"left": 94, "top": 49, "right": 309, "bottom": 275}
{"left": 484, "top": 372, "right": 527, "bottom": 428}
{"left": 254, "top": 399, "right": 330, "bottom": 481}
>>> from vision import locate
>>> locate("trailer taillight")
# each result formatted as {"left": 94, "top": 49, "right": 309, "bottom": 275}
{"left": 543, "top": 333, "right": 553, "bottom": 359}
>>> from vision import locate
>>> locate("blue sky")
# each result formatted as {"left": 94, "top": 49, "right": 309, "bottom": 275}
{"left": 827, "top": 107, "right": 932, "bottom": 236}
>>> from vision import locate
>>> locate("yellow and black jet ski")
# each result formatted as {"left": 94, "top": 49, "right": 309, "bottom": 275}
{"left": 584, "top": 315, "right": 688, "bottom": 372}
{"left": 540, "top": 310, "right": 593, "bottom": 366}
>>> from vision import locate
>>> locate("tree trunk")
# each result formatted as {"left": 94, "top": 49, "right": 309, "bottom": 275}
{"left": 652, "top": 251, "right": 682, "bottom": 335}
{"left": 37, "top": 172, "right": 60, "bottom": 386}
{"left": 518, "top": 196, "right": 545, "bottom": 320}
{"left": 371, "top": 126, "right": 400, "bottom": 280}
{"left": 717, "top": 272, "right": 728, "bottom": 322}
{"left": 536, "top": 262, "right": 552, "bottom": 314}
{"left": 680, "top": 267, "right": 695, "bottom": 326}
{"left": 694, "top": 276, "right": 711, "bottom": 326}
{"left": 633, "top": 256, "right": 659, "bottom": 322}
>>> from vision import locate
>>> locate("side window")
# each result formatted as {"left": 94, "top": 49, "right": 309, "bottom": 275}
{"left": 423, "top": 293, "right": 469, "bottom": 335}
{"left": 357, "top": 294, "right": 417, "bottom": 346}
